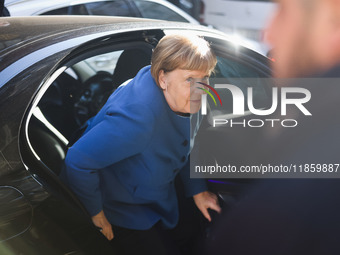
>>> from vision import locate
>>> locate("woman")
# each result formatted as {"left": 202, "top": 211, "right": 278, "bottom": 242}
{"left": 64, "top": 34, "right": 221, "bottom": 254}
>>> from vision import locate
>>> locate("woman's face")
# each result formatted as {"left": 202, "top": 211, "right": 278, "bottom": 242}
{"left": 159, "top": 69, "right": 209, "bottom": 114}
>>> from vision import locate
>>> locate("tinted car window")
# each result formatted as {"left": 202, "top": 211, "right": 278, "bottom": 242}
{"left": 42, "top": 5, "right": 88, "bottom": 15}
{"left": 211, "top": 56, "right": 269, "bottom": 115}
{"left": 207, "top": 39, "right": 270, "bottom": 117}
{"left": 85, "top": 51, "right": 123, "bottom": 73}
{"left": 134, "top": 0, "right": 188, "bottom": 22}
{"left": 85, "top": 1, "right": 134, "bottom": 16}
{"left": 41, "top": 1, "right": 134, "bottom": 16}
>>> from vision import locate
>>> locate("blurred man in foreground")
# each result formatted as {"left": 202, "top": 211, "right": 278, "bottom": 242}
{"left": 268, "top": 0, "right": 340, "bottom": 78}
{"left": 207, "top": 0, "right": 340, "bottom": 254}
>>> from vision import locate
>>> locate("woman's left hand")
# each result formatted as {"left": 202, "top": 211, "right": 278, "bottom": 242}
{"left": 193, "top": 191, "right": 221, "bottom": 222}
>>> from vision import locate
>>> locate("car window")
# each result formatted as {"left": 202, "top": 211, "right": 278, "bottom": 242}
{"left": 133, "top": 0, "right": 189, "bottom": 22}
{"left": 207, "top": 38, "right": 271, "bottom": 118}
{"left": 84, "top": 51, "right": 123, "bottom": 73}
{"left": 41, "top": 5, "right": 88, "bottom": 15}
{"left": 85, "top": 1, "right": 135, "bottom": 16}
{"left": 41, "top": 1, "right": 134, "bottom": 16}
{"left": 210, "top": 56, "right": 270, "bottom": 116}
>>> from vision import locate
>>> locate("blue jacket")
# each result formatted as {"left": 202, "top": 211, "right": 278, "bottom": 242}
{"left": 64, "top": 66, "right": 207, "bottom": 230}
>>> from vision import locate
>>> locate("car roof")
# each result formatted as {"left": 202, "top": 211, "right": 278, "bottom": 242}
{"left": 0, "top": 15, "right": 216, "bottom": 48}
{"left": 0, "top": 15, "right": 269, "bottom": 90}
{"left": 6, "top": 0, "right": 199, "bottom": 24}
{"left": 0, "top": 15, "right": 266, "bottom": 62}
{"left": 4, "top": 15, "right": 199, "bottom": 42}
{"left": 0, "top": 16, "right": 222, "bottom": 68}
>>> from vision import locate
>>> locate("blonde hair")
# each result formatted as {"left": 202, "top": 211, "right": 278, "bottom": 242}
{"left": 151, "top": 34, "right": 217, "bottom": 86}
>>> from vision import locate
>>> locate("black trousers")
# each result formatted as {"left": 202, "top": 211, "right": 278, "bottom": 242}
{"left": 108, "top": 176, "right": 208, "bottom": 255}
{"left": 109, "top": 197, "right": 206, "bottom": 255}
{"left": 110, "top": 222, "right": 180, "bottom": 255}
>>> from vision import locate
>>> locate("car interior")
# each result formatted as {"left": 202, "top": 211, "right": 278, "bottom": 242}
{"left": 28, "top": 44, "right": 153, "bottom": 176}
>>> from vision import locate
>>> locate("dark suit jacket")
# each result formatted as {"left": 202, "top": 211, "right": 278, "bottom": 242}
{"left": 207, "top": 65, "right": 340, "bottom": 255}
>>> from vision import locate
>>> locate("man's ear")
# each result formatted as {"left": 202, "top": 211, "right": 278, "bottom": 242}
{"left": 158, "top": 70, "right": 167, "bottom": 90}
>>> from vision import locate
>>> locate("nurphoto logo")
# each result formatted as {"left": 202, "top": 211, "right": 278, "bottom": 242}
{"left": 197, "top": 82, "right": 312, "bottom": 128}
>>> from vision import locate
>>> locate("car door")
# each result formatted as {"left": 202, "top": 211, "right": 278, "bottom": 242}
{"left": 184, "top": 32, "right": 272, "bottom": 208}
{"left": 18, "top": 27, "right": 162, "bottom": 254}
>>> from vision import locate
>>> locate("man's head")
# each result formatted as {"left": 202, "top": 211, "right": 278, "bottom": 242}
{"left": 266, "top": 0, "right": 340, "bottom": 77}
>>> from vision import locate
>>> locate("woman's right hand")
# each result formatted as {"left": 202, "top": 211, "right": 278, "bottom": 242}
{"left": 91, "top": 210, "right": 114, "bottom": 241}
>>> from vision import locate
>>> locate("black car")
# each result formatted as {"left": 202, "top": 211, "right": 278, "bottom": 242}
{"left": 0, "top": 16, "right": 270, "bottom": 254}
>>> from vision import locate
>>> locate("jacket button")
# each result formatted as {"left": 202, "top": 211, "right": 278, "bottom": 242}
{"left": 181, "top": 156, "right": 186, "bottom": 162}
{"left": 182, "top": 140, "right": 188, "bottom": 146}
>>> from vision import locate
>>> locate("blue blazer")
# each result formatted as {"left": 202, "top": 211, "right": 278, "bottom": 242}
{"left": 64, "top": 66, "right": 207, "bottom": 230}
